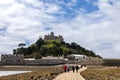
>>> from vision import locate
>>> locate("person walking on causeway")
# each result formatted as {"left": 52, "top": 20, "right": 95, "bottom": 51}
{"left": 63, "top": 64, "right": 67, "bottom": 72}
{"left": 72, "top": 66, "right": 75, "bottom": 73}
{"left": 75, "top": 65, "right": 79, "bottom": 73}
{"left": 66, "top": 64, "right": 70, "bottom": 72}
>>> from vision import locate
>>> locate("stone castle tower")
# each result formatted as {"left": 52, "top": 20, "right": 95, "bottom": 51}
{"left": 44, "top": 32, "right": 64, "bottom": 41}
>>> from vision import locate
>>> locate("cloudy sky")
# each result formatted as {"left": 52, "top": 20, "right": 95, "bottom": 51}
{"left": 0, "top": 0, "right": 120, "bottom": 58}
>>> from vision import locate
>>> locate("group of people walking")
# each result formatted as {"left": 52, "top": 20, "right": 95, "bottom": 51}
{"left": 63, "top": 64, "right": 80, "bottom": 73}
{"left": 71, "top": 65, "right": 79, "bottom": 72}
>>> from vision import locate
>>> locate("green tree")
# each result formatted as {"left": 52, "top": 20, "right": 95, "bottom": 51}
{"left": 57, "top": 47, "right": 63, "bottom": 56}
{"left": 16, "top": 47, "right": 27, "bottom": 55}
{"left": 40, "top": 45, "right": 48, "bottom": 56}
{"left": 13, "top": 49, "right": 16, "bottom": 54}
{"left": 61, "top": 47, "right": 69, "bottom": 57}
{"left": 33, "top": 52, "right": 42, "bottom": 59}
{"left": 71, "top": 42, "right": 76, "bottom": 48}
{"left": 69, "top": 49, "right": 79, "bottom": 54}
{"left": 18, "top": 43, "right": 26, "bottom": 48}
{"left": 35, "top": 38, "right": 44, "bottom": 49}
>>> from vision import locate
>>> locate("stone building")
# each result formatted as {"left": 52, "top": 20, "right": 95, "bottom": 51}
{"left": 1, "top": 54, "right": 24, "bottom": 65}
{"left": 67, "top": 54, "right": 88, "bottom": 60}
{"left": 44, "top": 32, "right": 64, "bottom": 41}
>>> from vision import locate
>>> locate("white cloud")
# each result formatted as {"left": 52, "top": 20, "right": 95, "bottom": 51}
{"left": 0, "top": 0, "right": 120, "bottom": 58}
{"left": 0, "top": 0, "right": 59, "bottom": 53}
{"left": 50, "top": 0, "right": 120, "bottom": 58}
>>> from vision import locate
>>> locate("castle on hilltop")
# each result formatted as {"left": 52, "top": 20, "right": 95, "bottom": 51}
{"left": 44, "top": 32, "right": 64, "bottom": 41}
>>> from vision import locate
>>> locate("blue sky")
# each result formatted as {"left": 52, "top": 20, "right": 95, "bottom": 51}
{"left": 0, "top": 0, "right": 120, "bottom": 58}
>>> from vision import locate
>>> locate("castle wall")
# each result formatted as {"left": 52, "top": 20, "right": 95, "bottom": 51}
{"left": 1, "top": 54, "right": 24, "bottom": 65}
{"left": 24, "top": 59, "right": 66, "bottom": 66}
{"left": 0, "top": 54, "right": 66, "bottom": 65}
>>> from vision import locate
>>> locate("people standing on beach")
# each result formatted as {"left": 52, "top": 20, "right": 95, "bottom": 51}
{"left": 72, "top": 66, "right": 75, "bottom": 73}
{"left": 63, "top": 64, "right": 67, "bottom": 72}
{"left": 75, "top": 65, "right": 79, "bottom": 73}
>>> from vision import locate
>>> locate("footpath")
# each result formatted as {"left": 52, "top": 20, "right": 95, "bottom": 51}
{"left": 53, "top": 67, "right": 87, "bottom": 80}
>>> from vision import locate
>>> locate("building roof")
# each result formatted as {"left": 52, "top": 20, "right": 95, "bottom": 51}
{"left": 68, "top": 54, "right": 86, "bottom": 57}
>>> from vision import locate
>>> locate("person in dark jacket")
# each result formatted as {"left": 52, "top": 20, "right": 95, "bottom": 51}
{"left": 72, "top": 66, "right": 75, "bottom": 73}
{"left": 75, "top": 65, "right": 79, "bottom": 73}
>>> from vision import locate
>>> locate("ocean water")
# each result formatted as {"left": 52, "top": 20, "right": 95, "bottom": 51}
{"left": 0, "top": 71, "right": 31, "bottom": 77}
